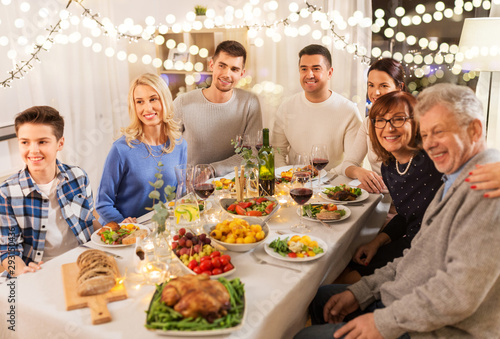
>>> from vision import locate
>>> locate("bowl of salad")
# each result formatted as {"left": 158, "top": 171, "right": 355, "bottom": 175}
{"left": 219, "top": 196, "right": 280, "bottom": 220}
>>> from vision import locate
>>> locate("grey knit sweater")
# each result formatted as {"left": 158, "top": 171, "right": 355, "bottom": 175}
{"left": 348, "top": 148, "right": 500, "bottom": 338}
{"left": 173, "top": 88, "right": 262, "bottom": 177}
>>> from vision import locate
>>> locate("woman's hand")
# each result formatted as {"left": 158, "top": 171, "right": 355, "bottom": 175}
{"left": 20, "top": 261, "right": 44, "bottom": 275}
{"left": 467, "top": 162, "right": 500, "bottom": 198}
{"left": 349, "top": 167, "right": 387, "bottom": 194}
{"left": 121, "top": 217, "right": 137, "bottom": 223}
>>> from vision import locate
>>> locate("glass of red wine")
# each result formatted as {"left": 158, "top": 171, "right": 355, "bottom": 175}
{"left": 193, "top": 164, "right": 216, "bottom": 216}
{"left": 311, "top": 144, "right": 329, "bottom": 194}
{"left": 289, "top": 171, "right": 313, "bottom": 233}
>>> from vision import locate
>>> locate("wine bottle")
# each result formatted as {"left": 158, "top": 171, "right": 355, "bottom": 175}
{"left": 258, "top": 128, "right": 275, "bottom": 196}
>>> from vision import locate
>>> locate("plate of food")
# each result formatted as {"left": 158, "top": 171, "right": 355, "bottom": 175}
{"left": 275, "top": 165, "right": 327, "bottom": 184}
{"left": 299, "top": 203, "right": 351, "bottom": 222}
{"left": 320, "top": 184, "right": 369, "bottom": 204}
{"left": 264, "top": 234, "right": 328, "bottom": 262}
{"left": 91, "top": 222, "right": 149, "bottom": 247}
{"left": 219, "top": 196, "right": 280, "bottom": 219}
{"left": 145, "top": 275, "right": 245, "bottom": 336}
{"left": 212, "top": 177, "right": 235, "bottom": 192}
{"left": 171, "top": 228, "right": 236, "bottom": 278}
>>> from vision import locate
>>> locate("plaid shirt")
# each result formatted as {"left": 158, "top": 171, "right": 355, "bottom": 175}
{"left": 0, "top": 160, "right": 94, "bottom": 265}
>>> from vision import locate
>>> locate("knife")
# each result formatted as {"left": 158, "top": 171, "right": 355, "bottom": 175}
{"left": 80, "top": 244, "right": 123, "bottom": 259}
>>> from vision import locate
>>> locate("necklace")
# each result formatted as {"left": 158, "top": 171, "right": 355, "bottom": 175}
{"left": 144, "top": 142, "right": 166, "bottom": 165}
{"left": 395, "top": 155, "right": 414, "bottom": 176}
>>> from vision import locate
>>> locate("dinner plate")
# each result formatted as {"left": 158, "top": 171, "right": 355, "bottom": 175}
{"left": 91, "top": 223, "right": 150, "bottom": 247}
{"left": 264, "top": 234, "right": 328, "bottom": 262}
{"left": 298, "top": 204, "right": 351, "bottom": 222}
{"left": 320, "top": 188, "right": 369, "bottom": 204}
{"left": 275, "top": 165, "right": 327, "bottom": 181}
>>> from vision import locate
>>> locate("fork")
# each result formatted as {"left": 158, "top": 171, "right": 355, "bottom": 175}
{"left": 250, "top": 250, "right": 301, "bottom": 273}
{"left": 305, "top": 206, "right": 331, "bottom": 228}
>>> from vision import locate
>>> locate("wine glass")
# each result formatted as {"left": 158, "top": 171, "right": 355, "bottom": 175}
{"left": 311, "top": 144, "right": 329, "bottom": 194}
{"left": 193, "top": 164, "right": 216, "bottom": 214}
{"left": 294, "top": 153, "right": 310, "bottom": 174}
{"left": 289, "top": 171, "right": 313, "bottom": 233}
{"left": 241, "top": 134, "right": 253, "bottom": 151}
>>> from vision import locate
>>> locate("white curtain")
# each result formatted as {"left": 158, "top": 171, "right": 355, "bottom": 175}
{"left": 0, "top": 0, "right": 130, "bottom": 193}
{"left": 476, "top": 4, "right": 500, "bottom": 150}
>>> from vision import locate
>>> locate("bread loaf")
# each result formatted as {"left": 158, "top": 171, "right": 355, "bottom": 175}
{"left": 122, "top": 229, "right": 148, "bottom": 245}
{"left": 76, "top": 250, "right": 118, "bottom": 296}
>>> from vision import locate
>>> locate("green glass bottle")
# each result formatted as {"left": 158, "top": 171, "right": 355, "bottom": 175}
{"left": 258, "top": 128, "right": 275, "bottom": 196}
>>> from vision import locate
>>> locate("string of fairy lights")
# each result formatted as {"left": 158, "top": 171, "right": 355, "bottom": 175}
{"left": 0, "top": 0, "right": 497, "bottom": 90}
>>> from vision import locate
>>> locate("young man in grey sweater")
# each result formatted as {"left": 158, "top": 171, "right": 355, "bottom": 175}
{"left": 295, "top": 83, "right": 500, "bottom": 339}
{"left": 173, "top": 40, "right": 262, "bottom": 177}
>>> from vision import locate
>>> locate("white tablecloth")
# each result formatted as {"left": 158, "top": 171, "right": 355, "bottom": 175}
{"left": 0, "top": 176, "right": 390, "bottom": 339}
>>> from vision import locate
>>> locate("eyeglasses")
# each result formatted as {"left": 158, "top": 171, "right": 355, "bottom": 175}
{"left": 372, "top": 116, "right": 411, "bottom": 129}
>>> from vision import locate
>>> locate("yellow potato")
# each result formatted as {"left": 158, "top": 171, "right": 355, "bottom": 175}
{"left": 250, "top": 224, "right": 262, "bottom": 233}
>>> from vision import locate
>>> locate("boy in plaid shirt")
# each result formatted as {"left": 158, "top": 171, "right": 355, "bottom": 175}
{"left": 1, "top": 106, "right": 95, "bottom": 277}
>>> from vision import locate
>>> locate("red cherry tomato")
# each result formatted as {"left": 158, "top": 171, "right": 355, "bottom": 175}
{"left": 201, "top": 270, "right": 212, "bottom": 276}
{"left": 223, "top": 263, "right": 234, "bottom": 272}
{"left": 227, "top": 204, "right": 237, "bottom": 211}
{"left": 238, "top": 202, "right": 252, "bottom": 209}
{"left": 210, "top": 251, "right": 221, "bottom": 258}
{"left": 265, "top": 202, "right": 275, "bottom": 215}
{"left": 256, "top": 197, "right": 268, "bottom": 204}
{"left": 235, "top": 205, "right": 246, "bottom": 215}
{"left": 200, "top": 255, "right": 211, "bottom": 262}
{"left": 327, "top": 203, "right": 338, "bottom": 212}
{"left": 200, "top": 260, "right": 213, "bottom": 272}
{"left": 287, "top": 252, "right": 298, "bottom": 258}
{"left": 187, "top": 259, "right": 198, "bottom": 270}
{"left": 211, "top": 257, "right": 222, "bottom": 268}
{"left": 246, "top": 210, "right": 263, "bottom": 216}
{"left": 211, "top": 268, "right": 223, "bottom": 275}
{"left": 220, "top": 254, "right": 231, "bottom": 266}
{"left": 193, "top": 266, "right": 202, "bottom": 274}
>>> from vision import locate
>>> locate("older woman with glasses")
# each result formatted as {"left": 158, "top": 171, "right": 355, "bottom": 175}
{"left": 336, "top": 91, "right": 443, "bottom": 284}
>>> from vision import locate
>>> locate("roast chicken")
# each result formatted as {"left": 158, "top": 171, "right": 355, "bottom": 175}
{"left": 161, "top": 274, "right": 231, "bottom": 321}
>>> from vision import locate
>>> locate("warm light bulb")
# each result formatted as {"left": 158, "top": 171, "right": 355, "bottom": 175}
{"left": 152, "top": 58, "right": 162, "bottom": 68}
{"left": 194, "top": 62, "right": 204, "bottom": 72}
{"left": 128, "top": 53, "right": 138, "bottom": 63}
{"left": 142, "top": 55, "right": 152, "bottom": 65}
{"left": 199, "top": 48, "right": 208, "bottom": 58}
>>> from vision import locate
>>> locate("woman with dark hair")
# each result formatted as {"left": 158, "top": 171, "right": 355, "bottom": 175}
{"left": 337, "top": 91, "right": 443, "bottom": 284}
{"left": 341, "top": 58, "right": 406, "bottom": 193}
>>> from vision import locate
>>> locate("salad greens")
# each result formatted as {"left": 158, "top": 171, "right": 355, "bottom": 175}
{"left": 269, "top": 237, "right": 291, "bottom": 257}
{"left": 323, "top": 184, "right": 362, "bottom": 196}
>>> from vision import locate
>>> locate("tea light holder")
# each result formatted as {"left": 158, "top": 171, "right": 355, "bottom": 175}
{"left": 142, "top": 261, "right": 168, "bottom": 285}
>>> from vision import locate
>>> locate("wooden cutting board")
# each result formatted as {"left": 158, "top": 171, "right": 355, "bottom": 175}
{"left": 61, "top": 258, "right": 127, "bottom": 325}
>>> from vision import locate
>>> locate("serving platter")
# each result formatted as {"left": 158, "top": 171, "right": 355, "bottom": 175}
{"left": 275, "top": 165, "right": 327, "bottom": 181}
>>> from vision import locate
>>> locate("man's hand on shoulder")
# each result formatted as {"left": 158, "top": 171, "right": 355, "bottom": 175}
{"left": 334, "top": 313, "right": 383, "bottom": 339}
{"left": 323, "top": 290, "right": 359, "bottom": 324}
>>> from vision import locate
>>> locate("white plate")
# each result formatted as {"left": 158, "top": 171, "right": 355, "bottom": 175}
{"left": 264, "top": 234, "right": 328, "bottom": 262}
{"left": 298, "top": 204, "right": 351, "bottom": 222}
{"left": 275, "top": 165, "right": 327, "bottom": 181}
{"left": 320, "top": 187, "right": 369, "bottom": 204}
{"left": 91, "top": 223, "right": 150, "bottom": 247}
{"left": 172, "top": 254, "right": 236, "bottom": 279}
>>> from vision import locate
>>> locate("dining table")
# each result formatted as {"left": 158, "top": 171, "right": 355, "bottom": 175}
{"left": 0, "top": 175, "right": 390, "bottom": 339}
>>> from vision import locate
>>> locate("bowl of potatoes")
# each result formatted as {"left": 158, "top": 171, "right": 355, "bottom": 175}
{"left": 203, "top": 217, "right": 269, "bottom": 252}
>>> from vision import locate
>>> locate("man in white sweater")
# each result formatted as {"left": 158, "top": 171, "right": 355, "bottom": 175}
{"left": 271, "top": 44, "right": 361, "bottom": 175}
{"left": 173, "top": 40, "right": 262, "bottom": 177}
{"left": 294, "top": 84, "right": 500, "bottom": 338}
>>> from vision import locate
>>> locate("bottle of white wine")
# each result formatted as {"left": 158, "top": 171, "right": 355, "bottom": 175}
{"left": 258, "top": 128, "right": 275, "bottom": 196}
